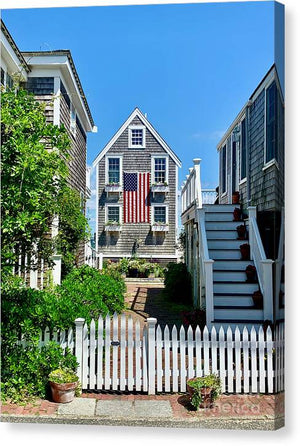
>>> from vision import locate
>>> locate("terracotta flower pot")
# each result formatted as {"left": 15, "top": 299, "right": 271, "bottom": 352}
{"left": 245, "top": 265, "right": 257, "bottom": 282}
{"left": 236, "top": 224, "right": 247, "bottom": 240}
{"left": 252, "top": 290, "right": 263, "bottom": 309}
{"left": 49, "top": 381, "right": 78, "bottom": 403}
{"left": 233, "top": 207, "right": 242, "bottom": 221}
{"left": 232, "top": 191, "right": 240, "bottom": 204}
{"left": 187, "top": 383, "right": 214, "bottom": 409}
{"left": 240, "top": 244, "right": 250, "bottom": 260}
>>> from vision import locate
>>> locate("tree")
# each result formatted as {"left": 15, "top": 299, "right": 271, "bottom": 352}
{"left": 1, "top": 86, "right": 89, "bottom": 275}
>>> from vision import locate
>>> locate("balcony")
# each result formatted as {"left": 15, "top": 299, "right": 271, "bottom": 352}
{"left": 151, "top": 222, "right": 169, "bottom": 232}
{"left": 151, "top": 183, "right": 169, "bottom": 194}
{"left": 105, "top": 183, "right": 122, "bottom": 193}
{"left": 105, "top": 222, "right": 122, "bottom": 232}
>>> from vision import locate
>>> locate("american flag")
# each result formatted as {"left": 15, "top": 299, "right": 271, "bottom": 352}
{"left": 123, "top": 172, "right": 150, "bottom": 223}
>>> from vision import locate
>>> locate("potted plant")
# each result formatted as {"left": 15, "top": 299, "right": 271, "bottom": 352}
{"left": 252, "top": 290, "right": 263, "bottom": 308}
{"left": 245, "top": 265, "right": 257, "bottom": 282}
{"left": 236, "top": 224, "right": 247, "bottom": 240}
{"left": 233, "top": 207, "right": 242, "bottom": 221}
{"left": 187, "top": 374, "right": 221, "bottom": 409}
{"left": 240, "top": 243, "right": 250, "bottom": 260}
{"left": 49, "top": 368, "right": 80, "bottom": 404}
{"left": 232, "top": 191, "right": 240, "bottom": 204}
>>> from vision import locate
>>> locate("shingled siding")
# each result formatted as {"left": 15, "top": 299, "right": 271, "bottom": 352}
{"left": 60, "top": 94, "right": 87, "bottom": 266}
{"left": 97, "top": 116, "right": 177, "bottom": 260}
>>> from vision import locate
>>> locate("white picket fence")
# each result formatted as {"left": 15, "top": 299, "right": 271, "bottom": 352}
{"left": 30, "top": 314, "right": 284, "bottom": 395}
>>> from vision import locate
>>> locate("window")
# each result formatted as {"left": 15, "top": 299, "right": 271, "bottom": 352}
{"left": 70, "top": 103, "right": 76, "bottom": 135}
{"left": 1, "top": 68, "right": 5, "bottom": 86}
{"left": 26, "top": 77, "right": 54, "bottom": 95}
{"left": 154, "top": 158, "right": 167, "bottom": 183}
{"left": 108, "top": 158, "right": 120, "bottom": 184}
{"left": 6, "top": 74, "right": 13, "bottom": 89}
{"left": 266, "top": 81, "right": 278, "bottom": 163}
{"left": 221, "top": 145, "right": 227, "bottom": 194}
{"left": 240, "top": 118, "right": 246, "bottom": 180}
{"left": 107, "top": 206, "right": 120, "bottom": 223}
{"left": 129, "top": 125, "right": 145, "bottom": 148}
{"left": 154, "top": 206, "right": 166, "bottom": 224}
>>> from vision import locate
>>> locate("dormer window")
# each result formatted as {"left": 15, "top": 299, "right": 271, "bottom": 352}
{"left": 129, "top": 125, "right": 146, "bottom": 148}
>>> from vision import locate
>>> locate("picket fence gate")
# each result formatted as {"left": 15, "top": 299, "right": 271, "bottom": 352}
{"left": 33, "top": 313, "right": 284, "bottom": 395}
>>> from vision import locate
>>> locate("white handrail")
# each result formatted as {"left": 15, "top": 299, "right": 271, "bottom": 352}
{"left": 181, "top": 159, "right": 202, "bottom": 214}
{"left": 197, "top": 208, "right": 214, "bottom": 327}
{"left": 248, "top": 207, "right": 273, "bottom": 321}
{"left": 275, "top": 208, "right": 284, "bottom": 319}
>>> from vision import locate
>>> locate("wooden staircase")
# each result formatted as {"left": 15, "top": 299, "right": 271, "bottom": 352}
{"left": 204, "top": 204, "right": 263, "bottom": 329}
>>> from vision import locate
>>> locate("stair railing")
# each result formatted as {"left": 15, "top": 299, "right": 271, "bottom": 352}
{"left": 248, "top": 206, "right": 274, "bottom": 321}
{"left": 274, "top": 208, "right": 284, "bottom": 320}
{"left": 197, "top": 208, "right": 214, "bottom": 328}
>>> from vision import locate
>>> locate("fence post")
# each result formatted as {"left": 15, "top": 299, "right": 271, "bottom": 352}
{"left": 262, "top": 259, "right": 274, "bottom": 321}
{"left": 75, "top": 318, "right": 85, "bottom": 383}
{"left": 99, "top": 253, "right": 103, "bottom": 270}
{"left": 204, "top": 259, "right": 214, "bottom": 329}
{"left": 147, "top": 317, "right": 157, "bottom": 395}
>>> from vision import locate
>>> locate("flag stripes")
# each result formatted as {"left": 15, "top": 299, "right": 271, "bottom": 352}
{"left": 123, "top": 172, "right": 150, "bottom": 223}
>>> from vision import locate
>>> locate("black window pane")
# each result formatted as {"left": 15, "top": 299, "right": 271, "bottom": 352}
{"left": 221, "top": 145, "right": 226, "bottom": 193}
{"left": 108, "top": 207, "right": 120, "bottom": 222}
{"left": 154, "top": 207, "right": 166, "bottom": 223}
{"left": 241, "top": 119, "right": 246, "bottom": 180}
{"left": 266, "top": 82, "right": 278, "bottom": 163}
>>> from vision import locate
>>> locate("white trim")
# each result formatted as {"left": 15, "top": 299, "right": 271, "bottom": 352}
{"left": 95, "top": 165, "right": 99, "bottom": 253}
{"left": 239, "top": 177, "right": 247, "bottom": 186}
{"left": 262, "top": 159, "right": 280, "bottom": 172}
{"left": 263, "top": 78, "right": 282, "bottom": 167}
{"left": 128, "top": 125, "right": 146, "bottom": 149}
{"left": 105, "top": 154, "right": 123, "bottom": 186}
{"left": 105, "top": 203, "right": 122, "bottom": 224}
{"left": 175, "top": 165, "right": 178, "bottom": 238}
{"left": 0, "top": 29, "right": 28, "bottom": 82}
{"left": 239, "top": 116, "right": 247, "bottom": 182}
{"left": 92, "top": 108, "right": 181, "bottom": 168}
{"left": 53, "top": 77, "right": 61, "bottom": 126}
{"left": 221, "top": 144, "right": 227, "bottom": 195}
{"left": 151, "top": 154, "right": 169, "bottom": 185}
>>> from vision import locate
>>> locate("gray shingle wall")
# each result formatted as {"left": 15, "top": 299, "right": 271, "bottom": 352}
{"left": 97, "top": 115, "right": 178, "bottom": 259}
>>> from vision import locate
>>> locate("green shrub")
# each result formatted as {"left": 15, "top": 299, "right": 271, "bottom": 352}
{"left": 163, "top": 262, "right": 192, "bottom": 304}
{"left": 1, "top": 342, "right": 78, "bottom": 403}
{"left": 49, "top": 368, "right": 78, "bottom": 384}
{"left": 187, "top": 374, "right": 222, "bottom": 409}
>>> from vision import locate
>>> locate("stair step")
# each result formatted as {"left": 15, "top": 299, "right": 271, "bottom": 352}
{"left": 206, "top": 221, "right": 244, "bottom": 231}
{"left": 205, "top": 213, "right": 237, "bottom": 222}
{"left": 208, "top": 239, "right": 246, "bottom": 250}
{"left": 204, "top": 204, "right": 238, "bottom": 213}
{"left": 213, "top": 271, "right": 251, "bottom": 282}
{"left": 214, "top": 308, "right": 264, "bottom": 320}
{"left": 207, "top": 230, "right": 238, "bottom": 240}
{"left": 213, "top": 260, "right": 254, "bottom": 270}
{"left": 214, "top": 296, "right": 254, "bottom": 307}
{"left": 209, "top": 249, "right": 242, "bottom": 260}
{"left": 214, "top": 282, "right": 259, "bottom": 293}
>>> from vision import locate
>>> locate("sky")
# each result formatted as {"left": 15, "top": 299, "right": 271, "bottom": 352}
{"left": 2, "top": 1, "right": 280, "bottom": 233}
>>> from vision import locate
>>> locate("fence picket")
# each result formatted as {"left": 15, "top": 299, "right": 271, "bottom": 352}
{"left": 89, "top": 319, "right": 96, "bottom": 390}
{"left": 187, "top": 326, "right": 194, "bottom": 379}
{"left": 164, "top": 325, "right": 171, "bottom": 392}
{"left": 156, "top": 325, "right": 163, "bottom": 392}
{"left": 179, "top": 326, "right": 186, "bottom": 392}
{"left": 52, "top": 328, "right": 58, "bottom": 343}
{"left": 59, "top": 329, "right": 66, "bottom": 352}
{"left": 120, "top": 314, "right": 126, "bottom": 391}
{"left": 279, "top": 324, "right": 284, "bottom": 391}
{"left": 142, "top": 325, "right": 148, "bottom": 392}
{"left": 82, "top": 323, "right": 88, "bottom": 389}
{"left": 219, "top": 327, "right": 226, "bottom": 392}
{"left": 128, "top": 316, "right": 134, "bottom": 391}
{"left": 172, "top": 325, "right": 178, "bottom": 392}
{"left": 45, "top": 326, "right": 50, "bottom": 343}
{"left": 112, "top": 313, "right": 119, "bottom": 390}
{"left": 211, "top": 326, "right": 217, "bottom": 375}
{"left": 275, "top": 325, "right": 279, "bottom": 392}
{"left": 266, "top": 326, "right": 273, "bottom": 393}
{"left": 97, "top": 316, "right": 104, "bottom": 389}
{"left": 258, "top": 326, "right": 265, "bottom": 393}
{"left": 203, "top": 326, "right": 210, "bottom": 376}
{"left": 195, "top": 326, "right": 202, "bottom": 377}
{"left": 242, "top": 327, "right": 250, "bottom": 393}
{"left": 104, "top": 314, "right": 111, "bottom": 389}
{"left": 250, "top": 326, "right": 258, "bottom": 393}
{"left": 227, "top": 327, "right": 233, "bottom": 393}
{"left": 235, "top": 327, "right": 242, "bottom": 393}
{"left": 67, "top": 327, "right": 73, "bottom": 353}
{"left": 135, "top": 320, "right": 141, "bottom": 391}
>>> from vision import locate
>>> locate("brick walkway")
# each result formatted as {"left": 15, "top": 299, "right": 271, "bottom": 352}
{"left": 124, "top": 280, "right": 186, "bottom": 328}
{"left": 1, "top": 392, "right": 284, "bottom": 421}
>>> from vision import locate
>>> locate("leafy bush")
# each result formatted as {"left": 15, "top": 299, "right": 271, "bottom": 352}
{"left": 49, "top": 368, "right": 78, "bottom": 384}
{"left": 104, "top": 257, "right": 166, "bottom": 278}
{"left": 187, "top": 374, "right": 222, "bottom": 409}
{"left": 163, "top": 262, "right": 192, "bottom": 304}
{"left": 1, "top": 342, "right": 77, "bottom": 403}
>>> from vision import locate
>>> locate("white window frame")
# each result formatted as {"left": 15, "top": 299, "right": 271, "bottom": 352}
{"left": 221, "top": 144, "right": 227, "bottom": 197}
{"left": 151, "top": 204, "right": 168, "bottom": 225}
{"left": 128, "top": 125, "right": 146, "bottom": 149}
{"left": 70, "top": 103, "right": 76, "bottom": 136}
{"left": 238, "top": 114, "right": 247, "bottom": 185}
{"left": 105, "top": 155, "right": 123, "bottom": 186}
{"left": 151, "top": 155, "right": 169, "bottom": 185}
{"left": 105, "top": 204, "right": 122, "bottom": 224}
{"left": 263, "top": 77, "right": 281, "bottom": 170}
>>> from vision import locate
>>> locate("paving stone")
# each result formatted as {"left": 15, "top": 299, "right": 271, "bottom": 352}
{"left": 58, "top": 398, "right": 96, "bottom": 416}
{"left": 95, "top": 400, "right": 135, "bottom": 418}
{"left": 134, "top": 400, "right": 172, "bottom": 418}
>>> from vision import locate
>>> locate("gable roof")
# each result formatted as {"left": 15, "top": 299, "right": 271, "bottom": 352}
{"left": 92, "top": 108, "right": 182, "bottom": 167}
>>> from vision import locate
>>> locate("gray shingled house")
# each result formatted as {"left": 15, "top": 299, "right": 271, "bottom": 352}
{"left": 93, "top": 108, "right": 181, "bottom": 264}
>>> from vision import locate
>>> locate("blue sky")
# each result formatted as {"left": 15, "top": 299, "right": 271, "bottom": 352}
{"left": 2, "top": 1, "right": 279, "bottom": 232}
